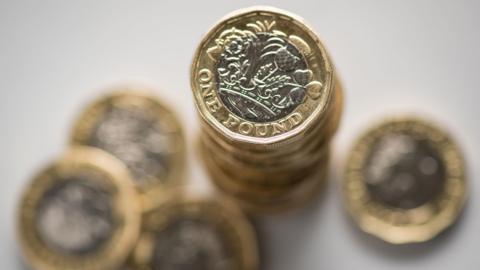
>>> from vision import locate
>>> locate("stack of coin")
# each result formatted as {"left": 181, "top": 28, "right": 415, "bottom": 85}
{"left": 343, "top": 117, "right": 467, "bottom": 244}
{"left": 191, "top": 7, "right": 343, "bottom": 213}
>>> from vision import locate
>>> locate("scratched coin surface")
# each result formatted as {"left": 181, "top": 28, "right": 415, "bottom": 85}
{"left": 71, "top": 89, "right": 185, "bottom": 191}
{"left": 191, "top": 6, "right": 335, "bottom": 144}
{"left": 131, "top": 192, "right": 259, "bottom": 270}
{"left": 344, "top": 118, "right": 467, "bottom": 244}
{"left": 18, "top": 147, "right": 140, "bottom": 270}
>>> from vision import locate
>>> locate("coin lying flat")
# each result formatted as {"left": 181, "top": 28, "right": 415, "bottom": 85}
{"left": 191, "top": 6, "right": 336, "bottom": 147}
{"left": 70, "top": 89, "right": 185, "bottom": 193}
{"left": 343, "top": 118, "right": 467, "bottom": 244}
{"left": 130, "top": 191, "right": 259, "bottom": 270}
{"left": 18, "top": 146, "right": 140, "bottom": 270}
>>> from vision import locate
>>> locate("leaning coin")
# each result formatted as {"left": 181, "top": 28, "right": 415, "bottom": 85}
{"left": 130, "top": 191, "right": 259, "bottom": 270}
{"left": 191, "top": 6, "right": 336, "bottom": 149}
{"left": 18, "top": 146, "right": 141, "bottom": 270}
{"left": 70, "top": 88, "right": 185, "bottom": 193}
{"left": 344, "top": 117, "right": 467, "bottom": 244}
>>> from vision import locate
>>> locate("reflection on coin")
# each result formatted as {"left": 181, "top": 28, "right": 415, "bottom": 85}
{"left": 70, "top": 89, "right": 185, "bottom": 192}
{"left": 131, "top": 192, "right": 258, "bottom": 270}
{"left": 344, "top": 118, "right": 467, "bottom": 244}
{"left": 18, "top": 147, "right": 140, "bottom": 270}
{"left": 191, "top": 6, "right": 335, "bottom": 146}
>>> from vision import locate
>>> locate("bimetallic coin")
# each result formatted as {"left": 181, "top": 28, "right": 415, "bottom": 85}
{"left": 191, "top": 6, "right": 335, "bottom": 147}
{"left": 18, "top": 147, "right": 140, "bottom": 270}
{"left": 130, "top": 192, "right": 259, "bottom": 270}
{"left": 344, "top": 118, "right": 467, "bottom": 244}
{"left": 70, "top": 89, "right": 185, "bottom": 193}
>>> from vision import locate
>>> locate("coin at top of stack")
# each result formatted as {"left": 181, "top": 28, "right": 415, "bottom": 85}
{"left": 190, "top": 6, "right": 343, "bottom": 213}
{"left": 343, "top": 117, "right": 467, "bottom": 244}
{"left": 70, "top": 87, "right": 185, "bottom": 200}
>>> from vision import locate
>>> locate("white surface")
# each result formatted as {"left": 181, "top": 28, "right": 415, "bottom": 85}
{"left": 1, "top": 0, "right": 478, "bottom": 269}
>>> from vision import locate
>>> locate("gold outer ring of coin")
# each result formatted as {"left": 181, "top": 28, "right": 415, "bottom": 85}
{"left": 69, "top": 87, "right": 186, "bottom": 196}
{"left": 196, "top": 74, "right": 341, "bottom": 154}
{"left": 200, "top": 118, "right": 333, "bottom": 171}
{"left": 202, "top": 141, "right": 330, "bottom": 198}
{"left": 211, "top": 156, "right": 330, "bottom": 214}
{"left": 198, "top": 77, "right": 343, "bottom": 156}
{"left": 17, "top": 146, "right": 141, "bottom": 270}
{"left": 129, "top": 190, "right": 259, "bottom": 270}
{"left": 200, "top": 134, "right": 330, "bottom": 186}
{"left": 343, "top": 117, "right": 467, "bottom": 244}
{"left": 191, "top": 6, "right": 337, "bottom": 149}
{"left": 199, "top": 81, "right": 343, "bottom": 163}
{"left": 196, "top": 82, "right": 341, "bottom": 185}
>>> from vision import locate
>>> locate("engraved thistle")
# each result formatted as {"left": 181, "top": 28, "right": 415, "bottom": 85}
{"left": 208, "top": 20, "right": 323, "bottom": 122}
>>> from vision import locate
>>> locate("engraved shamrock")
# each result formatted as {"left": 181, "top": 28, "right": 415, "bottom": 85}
{"left": 289, "top": 69, "right": 323, "bottom": 103}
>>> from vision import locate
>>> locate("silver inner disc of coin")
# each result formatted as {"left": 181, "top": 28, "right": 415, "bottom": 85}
{"left": 89, "top": 106, "right": 172, "bottom": 183}
{"left": 364, "top": 133, "right": 446, "bottom": 209}
{"left": 215, "top": 32, "right": 311, "bottom": 122}
{"left": 36, "top": 178, "right": 114, "bottom": 255}
{"left": 151, "top": 218, "right": 234, "bottom": 270}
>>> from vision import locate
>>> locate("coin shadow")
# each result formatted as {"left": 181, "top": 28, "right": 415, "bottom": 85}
{"left": 343, "top": 197, "right": 470, "bottom": 260}
{"left": 253, "top": 178, "right": 331, "bottom": 270}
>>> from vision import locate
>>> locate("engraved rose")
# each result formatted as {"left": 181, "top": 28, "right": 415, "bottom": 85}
{"left": 225, "top": 36, "right": 246, "bottom": 55}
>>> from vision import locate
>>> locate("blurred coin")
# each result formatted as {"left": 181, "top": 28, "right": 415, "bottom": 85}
{"left": 130, "top": 191, "right": 259, "bottom": 270}
{"left": 344, "top": 117, "right": 467, "bottom": 244}
{"left": 191, "top": 6, "right": 336, "bottom": 149}
{"left": 70, "top": 88, "right": 185, "bottom": 193}
{"left": 200, "top": 134, "right": 329, "bottom": 187}
{"left": 18, "top": 146, "right": 140, "bottom": 270}
{"left": 203, "top": 143, "right": 330, "bottom": 198}
{"left": 213, "top": 157, "right": 330, "bottom": 214}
